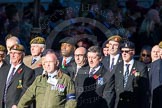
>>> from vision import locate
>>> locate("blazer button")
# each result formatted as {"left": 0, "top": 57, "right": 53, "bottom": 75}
{"left": 119, "top": 98, "right": 123, "bottom": 101}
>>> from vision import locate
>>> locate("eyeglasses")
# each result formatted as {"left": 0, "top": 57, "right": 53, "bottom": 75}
{"left": 121, "top": 50, "right": 132, "bottom": 53}
{"left": 142, "top": 54, "right": 150, "bottom": 57}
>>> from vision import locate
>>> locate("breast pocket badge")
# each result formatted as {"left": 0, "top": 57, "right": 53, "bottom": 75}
{"left": 98, "top": 77, "right": 104, "bottom": 85}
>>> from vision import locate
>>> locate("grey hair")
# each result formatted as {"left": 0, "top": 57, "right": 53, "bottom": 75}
{"left": 88, "top": 46, "right": 102, "bottom": 58}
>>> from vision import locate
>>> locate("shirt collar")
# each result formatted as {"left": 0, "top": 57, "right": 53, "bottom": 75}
{"left": 11, "top": 63, "right": 22, "bottom": 72}
{"left": 124, "top": 59, "right": 134, "bottom": 66}
{"left": 33, "top": 56, "right": 41, "bottom": 61}
{"left": 110, "top": 54, "right": 120, "bottom": 64}
{"left": 48, "top": 70, "right": 58, "bottom": 78}
{"left": 63, "top": 56, "right": 73, "bottom": 64}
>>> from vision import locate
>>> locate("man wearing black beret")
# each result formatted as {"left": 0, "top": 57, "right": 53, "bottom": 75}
{"left": 106, "top": 41, "right": 150, "bottom": 108}
{"left": 58, "top": 36, "right": 76, "bottom": 77}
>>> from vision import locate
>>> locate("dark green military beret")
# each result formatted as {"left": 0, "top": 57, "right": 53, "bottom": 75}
{"left": 159, "top": 41, "right": 162, "bottom": 48}
{"left": 10, "top": 44, "right": 24, "bottom": 52}
{"left": 30, "top": 36, "right": 45, "bottom": 45}
{"left": 0, "top": 45, "right": 6, "bottom": 52}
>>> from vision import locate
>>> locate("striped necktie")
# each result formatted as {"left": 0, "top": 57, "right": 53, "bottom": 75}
{"left": 89, "top": 68, "right": 95, "bottom": 77}
{"left": 31, "top": 59, "right": 37, "bottom": 65}
{"left": 124, "top": 64, "right": 130, "bottom": 88}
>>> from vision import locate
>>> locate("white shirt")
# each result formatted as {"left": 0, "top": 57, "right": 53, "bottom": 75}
{"left": 32, "top": 56, "right": 41, "bottom": 62}
{"left": 110, "top": 54, "right": 120, "bottom": 68}
{"left": 48, "top": 70, "right": 58, "bottom": 78}
{"left": 62, "top": 56, "right": 72, "bottom": 65}
{"left": 89, "top": 65, "right": 101, "bottom": 75}
{"left": 7, "top": 64, "right": 21, "bottom": 82}
{"left": 123, "top": 59, "right": 134, "bottom": 75}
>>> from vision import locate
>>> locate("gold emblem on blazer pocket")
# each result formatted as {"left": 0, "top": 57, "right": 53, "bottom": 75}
{"left": 17, "top": 80, "right": 23, "bottom": 88}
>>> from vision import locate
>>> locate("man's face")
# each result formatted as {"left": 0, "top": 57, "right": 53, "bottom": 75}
{"left": 121, "top": 48, "right": 134, "bottom": 62}
{"left": 61, "top": 43, "right": 74, "bottom": 57}
{"left": 44, "top": 54, "right": 58, "bottom": 73}
{"left": 151, "top": 46, "right": 160, "bottom": 62}
{"left": 103, "top": 47, "right": 109, "bottom": 56}
{"left": 74, "top": 48, "right": 87, "bottom": 66}
{"left": 30, "top": 44, "right": 44, "bottom": 56}
{"left": 0, "top": 51, "right": 5, "bottom": 62}
{"left": 140, "top": 50, "right": 151, "bottom": 64}
{"left": 108, "top": 41, "right": 119, "bottom": 55}
{"left": 87, "top": 52, "right": 101, "bottom": 68}
{"left": 10, "top": 50, "right": 23, "bottom": 65}
{"left": 6, "top": 39, "right": 18, "bottom": 53}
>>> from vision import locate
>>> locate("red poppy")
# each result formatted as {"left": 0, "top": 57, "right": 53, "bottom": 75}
{"left": 93, "top": 75, "right": 99, "bottom": 80}
{"left": 18, "top": 68, "right": 23, "bottom": 74}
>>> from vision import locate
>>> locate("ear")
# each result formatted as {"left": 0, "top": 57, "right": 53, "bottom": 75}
{"left": 73, "top": 46, "right": 76, "bottom": 51}
{"left": 99, "top": 56, "right": 102, "bottom": 62}
{"left": 41, "top": 47, "right": 45, "bottom": 52}
{"left": 56, "top": 60, "right": 59, "bottom": 66}
{"left": 131, "top": 49, "right": 135, "bottom": 55}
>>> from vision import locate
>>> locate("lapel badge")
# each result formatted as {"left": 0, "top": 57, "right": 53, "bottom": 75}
{"left": 98, "top": 77, "right": 104, "bottom": 85}
{"left": 17, "top": 80, "right": 23, "bottom": 88}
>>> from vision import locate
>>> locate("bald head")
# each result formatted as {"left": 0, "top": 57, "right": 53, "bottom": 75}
{"left": 44, "top": 52, "right": 59, "bottom": 73}
{"left": 74, "top": 47, "right": 87, "bottom": 66}
{"left": 75, "top": 47, "right": 87, "bottom": 55}
{"left": 151, "top": 45, "right": 160, "bottom": 62}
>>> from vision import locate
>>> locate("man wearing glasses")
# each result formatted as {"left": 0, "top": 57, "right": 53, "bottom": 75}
{"left": 65, "top": 47, "right": 89, "bottom": 98}
{"left": 111, "top": 41, "right": 150, "bottom": 108}
{"left": 102, "top": 35, "right": 123, "bottom": 72}
{"left": 0, "top": 44, "right": 35, "bottom": 108}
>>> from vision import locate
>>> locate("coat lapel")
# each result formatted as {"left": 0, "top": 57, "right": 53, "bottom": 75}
{"left": 125, "top": 61, "right": 137, "bottom": 89}
{"left": 118, "top": 62, "right": 124, "bottom": 89}
{"left": 9, "top": 64, "right": 24, "bottom": 86}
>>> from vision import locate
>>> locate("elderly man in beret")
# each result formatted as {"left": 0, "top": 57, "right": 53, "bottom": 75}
{"left": 102, "top": 35, "right": 123, "bottom": 72}
{"left": 0, "top": 43, "right": 35, "bottom": 108}
{"left": 23, "top": 36, "right": 46, "bottom": 69}
{"left": 108, "top": 41, "right": 150, "bottom": 108}
{"left": 0, "top": 45, "right": 7, "bottom": 69}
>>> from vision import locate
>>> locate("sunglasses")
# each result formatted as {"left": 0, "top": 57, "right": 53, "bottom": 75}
{"left": 121, "top": 50, "right": 132, "bottom": 53}
{"left": 142, "top": 54, "right": 150, "bottom": 57}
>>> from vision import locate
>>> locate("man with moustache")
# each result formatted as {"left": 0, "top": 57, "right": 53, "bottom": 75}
{"left": 77, "top": 46, "right": 112, "bottom": 108}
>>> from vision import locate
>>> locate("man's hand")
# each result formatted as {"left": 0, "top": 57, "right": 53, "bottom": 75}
{"left": 12, "top": 105, "right": 17, "bottom": 108}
